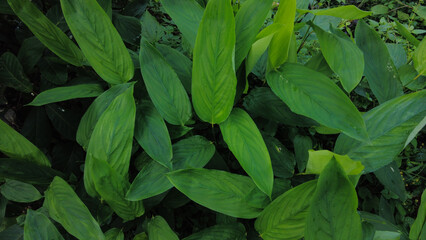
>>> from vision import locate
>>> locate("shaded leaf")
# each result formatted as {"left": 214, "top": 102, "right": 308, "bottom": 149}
{"left": 263, "top": 135, "right": 295, "bottom": 179}
{"left": 183, "top": 223, "right": 246, "bottom": 240}
{"left": 410, "top": 189, "right": 426, "bottom": 240}
{"left": 0, "top": 179, "right": 42, "bottom": 203}
{"left": 374, "top": 161, "right": 406, "bottom": 201}
{"left": 192, "top": 0, "right": 237, "bottom": 124}
{"left": 28, "top": 84, "right": 104, "bottom": 106}
{"left": 293, "top": 135, "right": 313, "bottom": 172}
{"left": 38, "top": 57, "right": 68, "bottom": 85}
{"left": 45, "top": 104, "right": 81, "bottom": 140}
{"left": 0, "top": 52, "right": 32, "bottom": 93}
{"left": 140, "top": 11, "right": 165, "bottom": 43}
{"left": 148, "top": 216, "right": 179, "bottom": 240}
{"left": 21, "top": 107, "right": 52, "bottom": 148}
{"left": 17, "top": 36, "right": 44, "bottom": 73}
{"left": 113, "top": 13, "right": 141, "bottom": 45}
{"left": 267, "top": 63, "right": 368, "bottom": 141}
{"left": 24, "top": 210, "right": 64, "bottom": 240}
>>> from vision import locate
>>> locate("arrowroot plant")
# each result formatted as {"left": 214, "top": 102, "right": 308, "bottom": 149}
{"left": 0, "top": 0, "right": 425, "bottom": 239}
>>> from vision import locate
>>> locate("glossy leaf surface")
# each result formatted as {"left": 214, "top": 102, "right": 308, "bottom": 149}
{"left": 167, "top": 168, "right": 269, "bottom": 219}
{"left": 267, "top": 63, "right": 368, "bottom": 141}
{"left": 139, "top": 39, "right": 192, "bottom": 125}
{"left": 60, "top": 0, "right": 134, "bottom": 84}
{"left": 192, "top": 0, "right": 237, "bottom": 124}
{"left": 305, "top": 158, "right": 362, "bottom": 240}
{"left": 45, "top": 177, "right": 105, "bottom": 240}
{"left": 220, "top": 108, "right": 273, "bottom": 196}
{"left": 255, "top": 180, "right": 317, "bottom": 240}
{"left": 7, "top": 0, "right": 84, "bottom": 66}
{"left": 28, "top": 84, "right": 104, "bottom": 106}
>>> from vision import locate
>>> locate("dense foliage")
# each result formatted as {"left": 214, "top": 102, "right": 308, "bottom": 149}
{"left": 0, "top": 0, "right": 425, "bottom": 239}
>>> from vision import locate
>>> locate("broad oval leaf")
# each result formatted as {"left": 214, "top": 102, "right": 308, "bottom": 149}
{"left": 310, "top": 23, "right": 364, "bottom": 92}
{"left": 45, "top": 177, "right": 105, "bottom": 240}
{"left": 306, "top": 150, "right": 364, "bottom": 175}
{"left": 192, "top": 0, "right": 237, "bottom": 124}
{"left": 84, "top": 84, "right": 135, "bottom": 196}
{"left": 171, "top": 135, "right": 215, "bottom": 170}
{"left": 0, "top": 52, "right": 32, "bottom": 93}
{"left": 305, "top": 158, "right": 363, "bottom": 240}
{"left": 134, "top": 100, "right": 172, "bottom": 169}
{"left": 298, "top": 5, "right": 372, "bottom": 20}
{"left": 24, "top": 210, "right": 64, "bottom": 240}
{"left": 0, "top": 120, "right": 50, "bottom": 167}
{"left": 183, "top": 223, "right": 246, "bottom": 240}
{"left": 334, "top": 90, "right": 426, "bottom": 172}
{"left": 28, "top": 84, "right": 104, "bottom": 106}
{"left": 76, "top": 82, "right": 133, "bottom": 150}
{"left": 255, "top": 180, "right": 317, "bottom": 240}
{"left": 355, "top": 20, "right": 403, "bottom": 104}
{"left": 148, "top": 216, "right": 179, "bottom": 240}
{"left": 268, "top": 0, "right": 296, "bottom": 69}
{"left": 220, "top": 108, "right": 273, "bottom": 197}
{"left": 60, "top": 0, "right": 134, "bottom": 84}
{"left": 234, "top": 0, "right": 273, "bottom": 69}
{"left": 7, "top": 0, "right": 84, "bottom": 66}
{"left": 266, "top": 63, "right": 368, "bottom": 142}
{"left": 160, "top": 0, "right": 204, "bottom": 48}
{"left": 139, "top": 39, "right": 192, "bottom": 125}
{"left": 0, "top": 179, "right": 42, "bottom": 203}
{"left": 167, "top": 168, "right": 269, "bottom": 219}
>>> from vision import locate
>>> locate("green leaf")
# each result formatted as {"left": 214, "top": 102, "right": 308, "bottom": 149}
{"left": 84, "top": 84, "right": 135, "bottom": 196}
{"left": 305, "top": 158, "right": 363, "bottom": 240}
{"left": 160, "top": 0, "right": 204, "bottom": 48}
{"left": 139, "top": 39, "right": 192, "bottom": 125}
{"left": 140, "top": 11, "right": 165, "bottom": 43}
{"left": 243, "top": 87, "right": 317, "bottom": 127}
{"left": 374, "top": 231, "right": 401, "bottom": 240}
{"left": 105, "top": 228, "right": 124, "bottom": 240}
{"left": 60, "top": 0, "right": 134, "bottom": 84}
{"left": 234, "top": 0, "right": 273, "bottom": 69}
{"left": 268, "top": 0, "right": 296, "bottom": 69}
{"left": 45, "top": 104, "right": 80, "bottom": 140}
{"left": 126, "top": 153, "right": 171, "bottom": 201}
{"left": 97, "top": 0, "right": 112, "bottom": 19}
{"left": 293, "top": 135, "right": 313, "bottom": 172}
{"left": 310, "top": 23, "right": 364, "bottom": 92}
{"left": 413, "top": 38, "right": 426, "bottom": 76}
{"left": 334, "top": 90, "right": 426, "bottom": 172}
{"left": 167, "top": 168, "right": 269, "bottom": 219}
{"left": 394, "top": 20, "right": 420, "bottom": 47}
{"left": 171, "top": 135, "right": 215, "bottom": 170}
{"left": 76, "top": 82, "right": 133, "bottom": 150}
{"left": 371, "top": 5, "right": 389, "bottom": 15}
{"left": 17, "top": 36, "right": 44, "bottom": 73}
{"left": 45, "top": 177, "right": 105, "bottom": 240}
{"left": 305, "top": 52, "right": 334, "bottom": 77}
{"left": 183, "top": 223, "right": 246, "bottom": 240}
{"left": 0, "top": 225, "right": 23, "bottom": 240}
{"left": 410, "top": 189, "right": 426, "bottom": 240}
{"left": 0, "top": 52, "right": 32, "bottom": 93}
{"left": 148, "top": 216, "right": 179, "bottom": 240}
{"left": 28, "top": 84, "right": 104, "bottom": 106}
{"left": 263, "top": 135, "right": 295, "bottom": 179}
{"left": 134, "top": 100, "right": 173, "bottom": 169}
{"left": 0, "top": 158, "right": 63, "bottom": 185}
{"left": 0, "top": 120, "right": 50, "bottom": 167}
{"left": 255, "top": 180, "right": 317, "bottom": 240}
{"left": 24, "top": 210, "right": 64, "bottom": 240}
{"left": 156, "top": 43, "right": 192, "bottom": 94}
{"left": 38, "top": 57, "right": 68, "bottom": 85}
{"left": 306, "top": 150, "right": 364, "bottom": 175}
{"left": 90, "top": 157, "right": 144, "bottom": 221}
{"left": 386, "top": 43, "right": 407, "bottom": 69}
{"left": 192, "top": 0, "right": 237, "bottom": 124}
{"left": 0, "top": 179, "right": 42, "bottom": 203}
{"left": 7, "top": 0, "right": 84, "bottom": 66}
{"left": 374, "top": 161, "right": 406, "bottom": 201}
{"left": 399, "top": 64, "right": 426, "bottom": 91}
{"left": 220, "top": 108, "right": 273, "bottom": 196}
{"left": 355, "top": 20, "right": 403, "bottom": 104}
{"left": 113, "top": 14, "right": 141, "bottom": 46}
{"left": 267, "top": 63, "right": 368, "bottom": 142}
{"left": 298, "top": 5, "right": 372, "bottom": 20}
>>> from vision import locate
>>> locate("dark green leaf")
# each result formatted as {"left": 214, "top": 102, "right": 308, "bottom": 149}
{"left": 21, "top": 107, "right": 52, "bottom": 148}
{"left": 171, "top": 135, "right": 215, "bottom": 170}
{"left": 24, "top": 210, "right": 64, "bottom": 240}
{"left": 7, "top": 0, "right": 84, "bottom": 66}
{"left": 192, "top": 0, "right": 237, "bottom": 124}
{"left": 183, "top": 223, "right": 246, "bottom": 240}
{"left": 263, "top": 135, "right": 295, "bottom": 179}
{"left": 148, "top": 216, "right": 179, "bottom": 240}
{"left": 355, "top": 20, "right": 403, "bottom": 104}
{"left": 220, "top": 108, "right": 273, "bottom": 196}
{"left": 60, "top": 0, "right": 134, "bottom": 84}
{"left": 410, "top": 189, "right": 426, "bottom": 240}
{"left": 45, "top": 104, "right": 81, "bottom": 140}
{"left": 38, "top": 57, "right": 68, "bottom": 85}
{"left": 335, "top": 90, "right": 426, "bottom": 172}
{"left": 304, "top": 52, "right": 334, "bottom": 77}
{"left": 17, "top": 37, "right": 44, "bottom": 73}
{"left": 160, "top": 0, "right": 204, "bottom": 48}
{"left": 139, "top": 39, "right": 192, "bottom": 125}
{"left": 0, "top": 52, "right": 32, "bottom": 93}
{"left": 105, "top": 228, "right": 124, "bottom": 240}
{"left": 28, "top": 84, "right": 104, "bottom": 106}
{"left": 267, "top": 63, "right": 368, "bottom": 141}
{"left": 0, "top": 120, "right": 50, "bottom": 167}
{"left": 374, "top": 161, "right": 406, "bottom": 201}
{"left": 255, "top": 180, "right": 317, "bottom": 240}
{"left": 0, "top": 225, "right": 24, "bottom": 240}
{"left": 0, "top": 179, "right": 42, "bottom": 203}
{"left": 305, "top": 158, "right": 362, "bottom": 240}
{"left": 45, "top": 177, "right": 105, "bottom": 240}
{"left": 167, "top": 168, "right": 269, "bottom": 219}
{"left": 140, "top": 11, "right": 165, "bottom": 43}
{"left": 113, "top": 13, "right": 141, "bottom": 45}
{"left": 293, "top": 135, "right": 313, "bottom": 172}
{"left": 134, "top": 101, "right": 172, "bottom": 169}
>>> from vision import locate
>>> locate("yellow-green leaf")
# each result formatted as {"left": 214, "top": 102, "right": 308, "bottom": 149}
{"left": 28, "top": 84, "right": 104, "bottom": 106}
{"left": 306, "top": 150, "right": 364, "bottom": 175}
{"left": 298, "top": 5, "right": 372, "bottom": 20}
{"left": 413, "top": 38, "right": 426, "bottom": 76}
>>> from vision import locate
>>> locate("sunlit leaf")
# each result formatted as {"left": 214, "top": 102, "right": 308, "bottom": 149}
{"left": 298, "top": 5, "right": 372, "bottom": 20}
